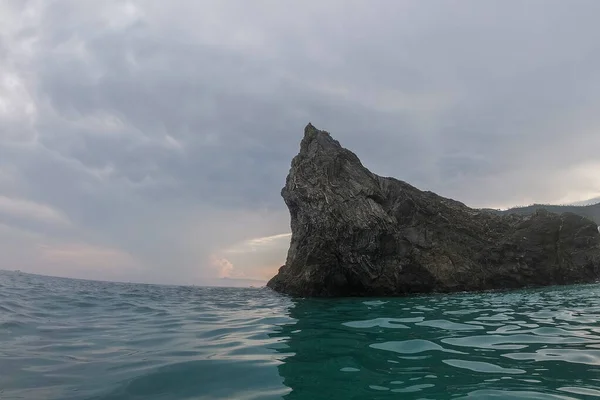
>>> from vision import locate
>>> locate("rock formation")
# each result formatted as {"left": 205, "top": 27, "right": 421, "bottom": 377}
{"left": 267, "top": 124, "right": 600, "bottom": 297}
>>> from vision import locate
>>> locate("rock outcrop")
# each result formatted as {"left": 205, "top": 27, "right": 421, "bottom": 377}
{"left": 267, "top": 124, "right": 600, "bottom": 297}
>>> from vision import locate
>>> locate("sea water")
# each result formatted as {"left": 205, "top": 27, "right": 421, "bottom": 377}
{"left": 2, "top": 270, "right": 600, "bottom": 399}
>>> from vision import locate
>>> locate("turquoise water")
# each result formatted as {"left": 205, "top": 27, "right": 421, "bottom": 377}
{"left": 2, "top": 271, "right": 600, "bottom": 399}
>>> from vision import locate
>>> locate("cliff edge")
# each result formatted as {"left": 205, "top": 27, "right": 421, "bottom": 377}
{"left": 267, "top": 124, "right": 600, "bottom": 297}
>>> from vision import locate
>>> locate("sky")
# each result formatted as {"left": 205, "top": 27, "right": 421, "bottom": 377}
{"left": 2, "top": 0, "right": 600, "bottom": 285}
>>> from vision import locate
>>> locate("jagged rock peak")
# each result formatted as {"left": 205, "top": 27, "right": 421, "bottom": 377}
{"left": 299, "top": 123, "right": 343, "bottom": 154}
{"left": 267, "top": 124, "right": 600, "bottom": 297}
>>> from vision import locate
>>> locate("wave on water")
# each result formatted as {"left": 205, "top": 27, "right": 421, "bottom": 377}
{"left": 2, "top": 270, "right": 600, "bottom": 399}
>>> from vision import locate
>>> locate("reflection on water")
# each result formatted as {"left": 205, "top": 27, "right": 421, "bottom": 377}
{"left": 270, "top": 285, "right": 600, "bottom": 399}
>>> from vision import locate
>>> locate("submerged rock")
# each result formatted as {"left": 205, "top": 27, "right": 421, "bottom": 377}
{"left": 267, "top": 124, "right": 600, "bottom": 297}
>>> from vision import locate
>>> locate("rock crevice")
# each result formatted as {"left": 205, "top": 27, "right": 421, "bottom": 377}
{"left": 267, "top": 124, "right": 600, "bottom": 297}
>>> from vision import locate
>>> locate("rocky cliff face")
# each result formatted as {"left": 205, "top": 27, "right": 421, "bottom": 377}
{"left": 267, "top": 124, "right": 600, "bottom": 297}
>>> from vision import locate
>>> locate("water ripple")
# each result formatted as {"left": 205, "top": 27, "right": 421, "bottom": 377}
{"left": 3, "top": 271, "right": 600, "bottom": 399}
{"left": 371, "top": 339, "right": 465, "bottom": 354}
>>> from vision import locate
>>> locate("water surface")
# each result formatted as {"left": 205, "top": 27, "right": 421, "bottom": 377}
{"left": 2, "top": 270, "right": 600, "bottom": 399}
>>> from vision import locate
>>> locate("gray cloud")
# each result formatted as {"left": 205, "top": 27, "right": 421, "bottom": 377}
{"left": 2, "top": 0, "right": 600, "bottom": 284}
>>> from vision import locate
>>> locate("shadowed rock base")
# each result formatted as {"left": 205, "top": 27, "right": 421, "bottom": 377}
{"left": 267, "top": 124, "right": 600, "bottom": 297}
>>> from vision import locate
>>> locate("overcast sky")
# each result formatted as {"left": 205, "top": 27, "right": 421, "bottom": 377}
{"left": 2, "top": 0, "right": 600, "bottom": 285}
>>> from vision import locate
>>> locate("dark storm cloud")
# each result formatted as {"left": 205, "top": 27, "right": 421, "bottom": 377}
{"left": 2, "top": 0, "right": 600, "bottom": 283}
